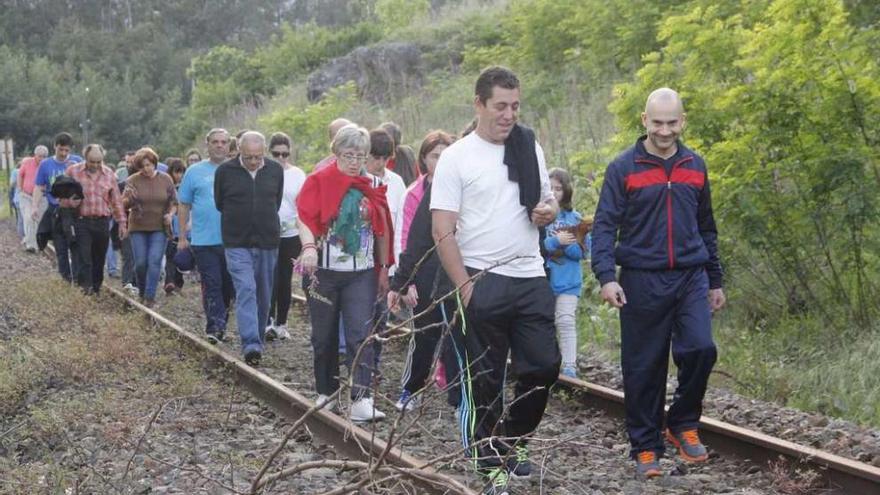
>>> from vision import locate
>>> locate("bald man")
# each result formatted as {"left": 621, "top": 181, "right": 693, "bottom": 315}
{"left": 313, "top": 117, "right": 353, "bottom": 173}
{"left": 591, "top": 88, "right": 725, "bottom": 477}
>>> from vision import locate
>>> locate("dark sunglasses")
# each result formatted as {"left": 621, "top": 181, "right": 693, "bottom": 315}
{"left": 271, "top": 151, "right": 290, "bottom": 158}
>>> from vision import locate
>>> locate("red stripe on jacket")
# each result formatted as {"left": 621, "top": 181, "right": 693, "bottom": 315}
{"left": 624, "top": 166, "right": 705, "bottom": 192}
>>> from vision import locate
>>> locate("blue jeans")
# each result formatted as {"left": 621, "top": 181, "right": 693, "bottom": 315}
{"left": 192, "top": 245, "right": 234, "bottom": 336}
{"left": 130, "top": 231, "right": 167, "bottom": 299}
{"left": 106, "top": 243, "right": 118, "bottom": 275}
{"left": 225, "top": 247, "right": 277, "bottom": 355}
{"left": 306, "top": 269, "right": 378, "bottom": 400}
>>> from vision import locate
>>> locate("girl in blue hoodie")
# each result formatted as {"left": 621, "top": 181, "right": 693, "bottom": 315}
{"left": 543, "top": 168, "right": 590, "bottom": 378}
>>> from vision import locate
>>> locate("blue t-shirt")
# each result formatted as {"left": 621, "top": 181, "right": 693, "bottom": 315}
{"left": 35, "top": 156, "right": 76, "bottom": 206}
{"left": 177, "top": 160, "right": 222, "bottom": 246}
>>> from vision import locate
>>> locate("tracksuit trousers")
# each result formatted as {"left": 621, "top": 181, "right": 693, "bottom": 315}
{"left": 442, "top": 269, "right": 561, "bottom": 470}
{"left": 618, "top": 266, "right": 717, "bottom": 458}
{"left": 399, "top": 265, "right": 460, "bottom": 408}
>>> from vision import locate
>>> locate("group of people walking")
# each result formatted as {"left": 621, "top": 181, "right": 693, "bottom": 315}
{"left": 9, "top": 65, "right": 725, "bottom": 495}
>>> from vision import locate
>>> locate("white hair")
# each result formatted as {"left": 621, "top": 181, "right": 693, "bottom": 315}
{"left": 239, "top": 131, "right": 266, "bottom": 149}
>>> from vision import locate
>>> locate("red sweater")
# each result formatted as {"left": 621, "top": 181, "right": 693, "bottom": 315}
{"left": 296, "top": 160, "right": 395, "bottom": 265}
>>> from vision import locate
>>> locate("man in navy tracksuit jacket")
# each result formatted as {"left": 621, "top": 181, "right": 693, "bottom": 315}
{"left": 591, "top": 88, "right": 726, "bottom": 477}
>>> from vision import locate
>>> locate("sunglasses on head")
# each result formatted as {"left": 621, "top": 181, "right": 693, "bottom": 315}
{"left": 271, "top": 151, "right": 290, "bottom": 158}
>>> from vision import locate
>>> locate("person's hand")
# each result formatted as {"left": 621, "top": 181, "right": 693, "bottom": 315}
{"left": 531, "top": 201, "right": 554, "bottom": 227}
{"left": 299, "top": 246, "right": 318, "bottom": 275}
{"left": 460, "top": 280, "right": 474, "bottom": 308}
{"left": 32, "top": 209, "right": 41, "bottom": 221}
{"left": 387, "top": 290, "right": 402, "bottom": 313}
{"left": 177, "top": 237, "right": 189, "bottom": 250}
{"left": 557, "top": 231, "right": 576, "bottom": 246}
{"left": 118, "top": 225, "right": 128, "bottom": 240}
{"left": 600, "top": 281, "right": 627, "bottom": 308}
{"left": 163, "top": 213, "right": 174, "bottom": 226}
{"left": 401, "top": 284, "right": 418, "bottom": 307}
{"left": 709, "top": 288, "right": 726, "bottom": 313}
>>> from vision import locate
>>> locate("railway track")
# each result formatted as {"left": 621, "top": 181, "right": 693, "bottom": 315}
{"left": 41, "top": 245, "right": 474, "bottom": 495}
{"left": 555, "top": 376, "right": 880, "bottom": 494}
{"left": 43, "top": 243, "right": 880, "bottom": 494}
{"left": 102, "top": 284, "right": 475, "bottom": 495}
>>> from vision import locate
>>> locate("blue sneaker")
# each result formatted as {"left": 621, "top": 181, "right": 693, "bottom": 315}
{"left": 635, "top": 450, "right": 662, "bottom": 478}
{"left": 666, "top": 428, "right": 708, "bottom": 462}
{"left": 394, "top": 389, "right": 417, "bottom": 411}
{"left": 561, "top": 366, "right": 577, "bottom": 378}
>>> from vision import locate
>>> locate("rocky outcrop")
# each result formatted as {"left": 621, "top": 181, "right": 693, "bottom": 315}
{"left": 306, "top": 42, "right": 423, "bottom": 103}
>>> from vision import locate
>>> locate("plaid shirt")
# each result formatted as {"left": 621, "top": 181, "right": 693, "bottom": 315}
{"left": 66, "top": 163, "right": 127, "bottom": 229}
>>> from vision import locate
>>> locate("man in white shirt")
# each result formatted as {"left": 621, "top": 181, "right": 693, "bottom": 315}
{"left": 431, "top": 66, "right": 561, "bottom": 495}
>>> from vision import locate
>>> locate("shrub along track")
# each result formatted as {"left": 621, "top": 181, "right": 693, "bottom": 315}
{"left": 32, "top": 223, "right": 880, "bottom": 494}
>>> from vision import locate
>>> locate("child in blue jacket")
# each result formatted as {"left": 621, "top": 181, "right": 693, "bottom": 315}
{"left": 544, "top": 168, "right": 590, "bottom": 378}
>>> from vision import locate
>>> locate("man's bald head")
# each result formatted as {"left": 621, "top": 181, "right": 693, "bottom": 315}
{"left": 328, "top": 118, "right": 353, "bottom": 142}
{"left": 641, "top": 87, "right": 686, "bottom": 159}
{"left": 644, "top": 87, "right": 684, "bottom": 115}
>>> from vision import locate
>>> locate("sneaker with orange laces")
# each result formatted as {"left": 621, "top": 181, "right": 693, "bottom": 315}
{"left": 635, "top": 450, "right": 662, "bottom": 478}
{"left": 666, "top": 428, "right": 708, "bottom": 462}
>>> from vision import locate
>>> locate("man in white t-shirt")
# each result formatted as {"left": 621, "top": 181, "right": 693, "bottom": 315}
{"left": 431, "top": 66, "right": 561, "bottom": 494}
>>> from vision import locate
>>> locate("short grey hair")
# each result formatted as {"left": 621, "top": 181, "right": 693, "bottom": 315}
{"left": 34, "top": 145, "right": 49, "bottom": 157}
{"left": 331, "top": 124, "right": 370, "bottom": 155}
{"left": 239, "top": 130, "right": 266, "bottom": 149}
{"left": 205, "top": 127, "right": 229, "bottom": 142}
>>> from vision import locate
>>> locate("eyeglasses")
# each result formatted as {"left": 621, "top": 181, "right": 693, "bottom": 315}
{"left": 271, "top": 151, "right": 290, "bottom": 158}
{"left": 339, "top": 153, "right": 368, "bottom": 163}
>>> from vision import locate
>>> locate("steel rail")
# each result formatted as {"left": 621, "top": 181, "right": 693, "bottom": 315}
{"left": 556, "top": 375, "right": 880, "bottom": 494}
{"left": 44, "top": 245, "right": 474, "bottom": 495}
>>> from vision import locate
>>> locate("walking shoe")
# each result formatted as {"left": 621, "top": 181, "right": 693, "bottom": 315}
{"left": 244, "top": 350, "right": 262, "bottom": 366}
{"left": 394, "top": 389, "right": 418, "bottom": 411}
{"left": 206, "top": 333, "right": 221, "bottom": 345}
{"left": 666, "top": 428, "right": 708, "bottom": 462}
{"left": 123, "top": 283, "right": 138, "bottom": 296}
{"left": 265, "top": 322, "right": 277, "bottom": 341}
{"left": 350, "top": 397, "right": 386, "bottom": 422}
{"left": 273, "top": 323, "right": 290, "bottom": 340}
{"left": 480, "top": 467, "right": 510, "bottom": 495}
{"left": 560, "top": 366, "right": 577, "bottom": 378}
{"left": 635, "top": 450, "right": 662, "bottom": 478}
{"left": 164, "top": 283, "right": 175, "bottom": 295}
{"left": 316, "top": 394, "right": 337, "bottom": 411}
{"left": 507, "top": 443, "right": 531, "bottom": 478}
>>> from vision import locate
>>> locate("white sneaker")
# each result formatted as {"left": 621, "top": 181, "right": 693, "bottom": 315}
{"left": 316, "top": 394, "right": 337, "bottom": 411}
{"left": 274, "top": 324, "right": 290, "bottom": 340}
{"left": 350, "top": 397, "right": 386, "bottom": 422}
{"left": 123, "top": 283, "right": 139, "bottom": 296}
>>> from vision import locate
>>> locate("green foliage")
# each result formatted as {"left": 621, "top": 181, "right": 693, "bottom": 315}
{"left": 257, "top": 22, "right": 382, "bottom": 88}
{"left": 612, "top": 0, "right": 880, "bottom": 329}
{"left": 259, "top": 83, "right": 360, "bottom": 168}
{"left": 376, "top": 0, "right": 431, "bottom": 36}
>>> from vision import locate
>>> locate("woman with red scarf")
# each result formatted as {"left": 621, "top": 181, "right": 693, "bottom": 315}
{"left": 296, "top": 124, "right": 394, "bottom": 422}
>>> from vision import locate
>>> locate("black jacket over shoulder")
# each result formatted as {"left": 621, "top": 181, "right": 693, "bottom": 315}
{"left": 214, "top": 157, "right": 284, "bottom": 249}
